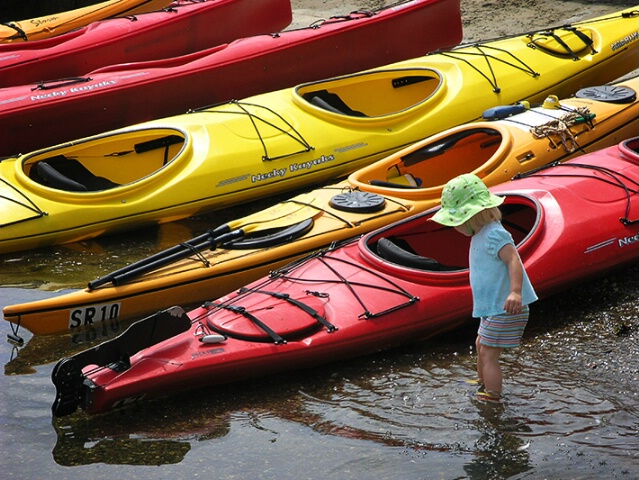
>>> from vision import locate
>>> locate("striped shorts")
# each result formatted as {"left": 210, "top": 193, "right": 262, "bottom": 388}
{"left": 478, "top": 306, "right": 530, "bottom": 348}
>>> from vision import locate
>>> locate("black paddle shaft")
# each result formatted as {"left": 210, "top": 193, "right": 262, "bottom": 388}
{"left": 87, "top": 225, "right": 231, "bottom": 290}
{"left": 109, "top": 230, "right": 244, "bottom": 286}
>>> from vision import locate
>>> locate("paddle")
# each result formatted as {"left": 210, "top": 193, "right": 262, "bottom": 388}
{"left": 87, "top": 194, "right": 318, "bottom": 290}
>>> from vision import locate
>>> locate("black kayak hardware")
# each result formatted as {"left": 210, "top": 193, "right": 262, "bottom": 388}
{"left": 482, "top": 84, "right": 637, "bottom": 121}
{"left": 51, "top": 306, "right": 191, "bottom": 417}
{"left": 575, "top": 84, "right": 637, "bottom": 104}
{"left": 329, "top": 190, "right": 386, "bottom": 213}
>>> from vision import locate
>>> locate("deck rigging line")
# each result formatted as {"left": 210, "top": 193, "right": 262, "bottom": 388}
{"left": 529, "top": 106, "right": 595, "bottom": 152}
{"left": 238, "top": 287, "right": 337, "bottom": 332}
{"left": 0, "top": 176, "right": 46, "bottom": 227}
{"left": 1, "top": 22, "right": 27, "bottom": 40}
{"left": 31, "top": 77, "right": 92, "bottom": 91}
{"left": 205, "top": 302, "right": 286, "bottom": 344}
{"left": 529, "top": 27, "right": 597, "bottom": 60}
{"left": 437, "top": 45, "right": 539, "bottom": 94}
{"left": 501, "top": 104, "right": 595, "bottom": 153}
{"left": 515, "top": 162, "right": 639, "bottom": 225}
{"left": 190, "top": 100, "right": 314, "bottom": 161}
{"left": 194, "top": 238, "right": 418, "bottom": 344}
{"left": 270, "top": 239, "right": 419, "bottom": 319}
{"left": 435, "top": 8, "right": 639, "bottom": 94}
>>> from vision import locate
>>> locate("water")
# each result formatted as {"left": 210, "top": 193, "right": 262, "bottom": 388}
{"left": 2, "top": 1, "right": 639, "bottom": 477}
{"left": 1, "top": 218, "right": 638, "bottom": 478}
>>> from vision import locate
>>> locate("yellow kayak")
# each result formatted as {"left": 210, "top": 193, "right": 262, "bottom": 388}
{"left": 6, "top": 75, "right": 638, "bottom": 336}
{"left": 1, "top": 6, "right": 637, "bottom": 259}
{"left": 0, "top": 0, "right": 175, "bottom": 43}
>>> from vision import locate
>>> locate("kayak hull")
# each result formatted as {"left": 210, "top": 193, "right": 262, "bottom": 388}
{"left": 0, "top": 0, "right": 175, "bottom": 43}
{"left": 0, "top": 0, "right": 294, "bottom": 88}
{"left": 51, "top": 137, "right": 639, "bottom": 416}
{"left": 0, "top": 0, "right": 463, "bottom": 156}
{"left": 6, "top": 76, "right": 639, "bottom": 335}
{"left": 1, "top": 8, "right": 637, "bottom": 255}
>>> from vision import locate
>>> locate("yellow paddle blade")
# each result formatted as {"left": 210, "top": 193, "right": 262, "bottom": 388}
{"left": 243, "top": 204, "right": 320, "bottom": 236}
{"left": 226, "top": 192, "right": 318, "bottom": 231}
{"left": 88, "top": 194, "right": 319, "bottom": 289}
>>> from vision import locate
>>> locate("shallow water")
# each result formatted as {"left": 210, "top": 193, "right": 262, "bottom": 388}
{"left": 2, "top": 0, "right": 639, "bottom": 477}
{"left": 1, "top": 217, "right": 638, "bottom": 479}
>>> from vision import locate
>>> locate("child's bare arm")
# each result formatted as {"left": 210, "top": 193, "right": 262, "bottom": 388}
{"left": 498, "top": 244, "right": 523, "bottom": 314}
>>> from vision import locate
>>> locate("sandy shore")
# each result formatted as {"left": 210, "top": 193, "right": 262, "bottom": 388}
{"left": 291, "top": 0, "right": 637, "bottom": 42}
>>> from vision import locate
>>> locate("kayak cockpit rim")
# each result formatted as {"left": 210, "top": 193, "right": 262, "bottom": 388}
{"left": 349, "top": 126, "right": 510, "bottom": 195}
{"left": 360, "top": 193, "right": 542, "bottom": 276}
{"left": 18, "top": 128, "right": 187, "bottom": 194}
{"left": 619, "top": 136, "right": 639, "bottom": 162}
{"left": 293, "top": 68, "right": 445, "bottom": 121}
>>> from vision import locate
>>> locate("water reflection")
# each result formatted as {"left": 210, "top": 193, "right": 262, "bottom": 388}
{"left": 463, "top": 406, "right": 532, "bottom": 479}
{"left": 5, "top": 319, "right": 125, "bottom": 375}
{"left": 0, "top": 193, "right": 291, "bottom": 291}
{"left": 53, "top": 430, "right": 191, "bottom": 466}
{"left": 0, "top": 221, "right": 200, "bottom": 290}
{"left": 294, "top": 346, "right": 535, "bottom": 479}
{"left": 3, "top": 255, "right": 637, "bottom": 477}
{"left": 51, "top": 402, "right": 231, "bottom": 466}
{"left": 48, "top": 332, "right": 625, "bottom": 476}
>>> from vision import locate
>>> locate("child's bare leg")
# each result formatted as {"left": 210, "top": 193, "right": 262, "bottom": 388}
{"left": 479, "top": 343, "right": 503, "bottom": 396}
{"left": 475, "top": 335, "right": 484, "bottom": 384}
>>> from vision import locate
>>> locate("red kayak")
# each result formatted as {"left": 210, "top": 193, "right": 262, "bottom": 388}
{"left": 0, "top": 0, "right": 462, "bottom": 156}
{"left": 51, "top": 137, "right": 639, "bottom": 416}
{"left": 0, "top": 0, "right": 293, "bottom": 89}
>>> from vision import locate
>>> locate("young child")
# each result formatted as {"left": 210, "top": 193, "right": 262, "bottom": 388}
{"left": 431, "top": 174, "right": 537, "bottom": 403}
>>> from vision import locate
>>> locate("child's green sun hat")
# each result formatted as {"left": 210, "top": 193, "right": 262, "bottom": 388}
{"left": 430, "top": 173, "right": 504, "bottom": 226}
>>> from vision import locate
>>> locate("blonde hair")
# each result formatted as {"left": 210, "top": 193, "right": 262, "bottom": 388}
{"left": 468, "top": 206, "right": 502, "bottom": 232}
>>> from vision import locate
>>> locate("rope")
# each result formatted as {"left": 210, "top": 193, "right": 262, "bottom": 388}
{"left": 271, "top": 239, "right": 419, "bottom": 319}
{"left": 239, "top": 287, "right": 337, "bottom": 332}
{"left": 1, "top": 22, "right": 27, "bottom": 41}
{"left": 207, "top": 302, "right": 286, "bottom": 344}
{"left": 529, "top": 106, "right": 594, "bottom": 152}
{"left": 193, "top": 237, "right": 418, "bottom": 345}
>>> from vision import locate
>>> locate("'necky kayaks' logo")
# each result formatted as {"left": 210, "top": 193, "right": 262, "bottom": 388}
{"left": 250, "top": 154, "right": 336, "bottom": 183}
{"left": 611, "top": 31, "right": 638, "bottom": 51}
{"left": 30, "top": 80, "right": 117, "bottom": 101}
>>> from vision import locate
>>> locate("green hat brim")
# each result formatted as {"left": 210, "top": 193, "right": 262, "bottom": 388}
{"left": 430, "top": 193, "right": 504, "bottom": 226}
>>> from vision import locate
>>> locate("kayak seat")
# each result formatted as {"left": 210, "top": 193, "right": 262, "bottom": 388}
{"left": 306, "top": 90, "right": 366, "bottom": 117}
{"left": 32, "top": 156, "right": 119, "bottom": 192}
{"left": 370, "top": 173, "right": 422, "bottom": 189}
{"left": 376, "top": 237, "right": 461, "bottom": 271}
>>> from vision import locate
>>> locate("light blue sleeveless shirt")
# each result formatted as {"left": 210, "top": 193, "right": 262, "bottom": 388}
{"left": 469, "top": 221, "right": 537, "bottom": 317}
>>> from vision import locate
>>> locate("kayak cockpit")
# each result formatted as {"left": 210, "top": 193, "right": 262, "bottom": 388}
{"left": 296, "top": 68, "right": 442, "bottom": 118}
{"left": 364, "top": 195, "right": 540, "bottom": 273}
{"left": 23, "top": 130, "right": 185, "bottom": 192}
{"left": 350, "top": 127, "right": 504, "bottom": 192}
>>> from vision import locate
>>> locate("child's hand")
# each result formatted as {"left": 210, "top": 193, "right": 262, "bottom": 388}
{"left": 504, "top": 292, "right": 522, "bottom": 314}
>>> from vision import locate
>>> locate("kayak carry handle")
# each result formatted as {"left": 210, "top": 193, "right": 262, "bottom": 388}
{"left": 31, "top": 77, "right": 92, "bottom": 91}
{"left": 134, "top": 134, "right": 184, "bottom": 154}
